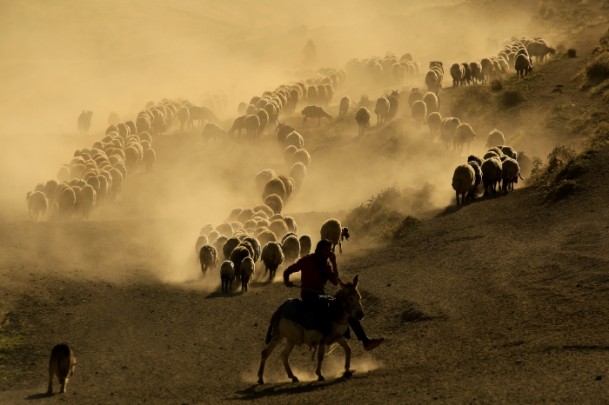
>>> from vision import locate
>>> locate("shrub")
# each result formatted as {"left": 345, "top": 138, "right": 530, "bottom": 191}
{"left": 490, "top": 80, "right": 503, "bottom": 91}
{"left": 498, "top": 90, "right": 526, "bottom": 109}
{"left": 585, "top": 53, "right": 609, "bottom": 85}
{"left": 567, "top": 48, "right": 577, "bottom": 58}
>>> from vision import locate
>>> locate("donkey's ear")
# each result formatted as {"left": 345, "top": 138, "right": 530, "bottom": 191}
{"left": 352, "top": 274, "right": 359, "bottom": 287}
{"left": 338, "top": 277, "right": 346, "bottom": 288}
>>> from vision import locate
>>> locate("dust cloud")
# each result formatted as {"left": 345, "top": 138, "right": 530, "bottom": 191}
{"left": 1, "top": 0, "right": 564, "bottom": 284}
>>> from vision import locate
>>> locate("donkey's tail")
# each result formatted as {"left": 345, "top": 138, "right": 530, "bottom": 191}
{"left": 265, "top": 302, "right": 286, "bottom": 344}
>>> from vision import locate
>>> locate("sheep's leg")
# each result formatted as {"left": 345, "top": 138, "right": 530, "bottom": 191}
{"left": 280, "top": 341, "right": 299, "bottom": 382}
{"left": 336, "top": 337, "right": 353, "bottom": 378}
{"left": 315, "top": 343, "right": 326, "bottom": 381}
{"left": 339, "top": 242, "right": 343, "bottom": 254}
{"left": 258, "top": 338, "right": 281, "bottom": 384}
{"left": 59, "top": 376, "right": 68, "bottom": 393}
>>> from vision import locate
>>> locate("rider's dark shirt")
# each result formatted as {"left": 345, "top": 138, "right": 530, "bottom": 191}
{"left": 283, "top": 253, "right": 338, "bottom": 296}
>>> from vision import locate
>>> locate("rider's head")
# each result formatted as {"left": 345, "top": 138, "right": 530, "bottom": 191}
{"left": 315, "top": 239, "right": 333, "bottom": 258}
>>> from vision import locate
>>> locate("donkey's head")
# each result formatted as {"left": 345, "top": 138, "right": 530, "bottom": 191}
{"left": 337, "top": 275, "right": 364, "bottom": 321}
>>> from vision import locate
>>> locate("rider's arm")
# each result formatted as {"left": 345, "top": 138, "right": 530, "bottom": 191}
{"left": 283, "top": 260, "right": 301, "bottom": 287}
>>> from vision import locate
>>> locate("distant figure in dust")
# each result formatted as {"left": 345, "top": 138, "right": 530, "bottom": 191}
{"left": 77, "top": 111, "right": 93, "bottom": 135}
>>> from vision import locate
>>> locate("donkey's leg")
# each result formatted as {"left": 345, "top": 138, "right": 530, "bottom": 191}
{"left": 315, "top": 344, "right": 327, "bottom": 381}
{"left": 258, "top": 338, "right": 280, "bottom": 384}
{"left": 280, "top": 341, "right": 299, "bottom": 382}
{"left": 336, "top": 337, "right": 353, "bottom": 378}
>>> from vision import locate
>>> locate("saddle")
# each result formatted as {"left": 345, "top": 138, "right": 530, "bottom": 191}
{"left": 280, "top": 297, "right": 334, "bottom": 335}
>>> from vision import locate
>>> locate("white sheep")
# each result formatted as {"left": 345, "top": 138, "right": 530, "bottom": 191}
{"left": 320, "top": 218, "right": 350, "bottom": 254}
{"left": 255, "top": 169, "right": 276, "bottom": 194}
{"left": 451, "top": 164, "right": 475, "bottom": 206}
{"left": 289, "top": 162, "right": 307, "bottom": 189}
{"left": 261, "top": 241, "right": 285, "bottom": 281}
{"left": 289, "top": 148, "right": 311, "bottom": 167}
{"left": 514, "top": 54, "right": 532, "bottom": 78}
{"left": 220, "top": 260, "right": 235, "bottom": 293}
{"left": 422, "top": 92, "right": 439, "bottom": 113}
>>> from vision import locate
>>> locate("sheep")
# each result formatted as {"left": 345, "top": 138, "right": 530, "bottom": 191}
{"left": 283, "top": 145, "right": 298, "bottom": 164}
{"left": 339, "top": 96, "right": 351, "bottom": 116}
{"left": 425, "top": 70, "right": 440, "bottom": 94}
{"left": 199, "top": 244, "right": 217, "bottom": 275}
{"left": 243, "top": 114, "right": 261, "bottom": 138}
{"left": 285, "top": 131, "right": 304, "bottom": 148}
{"left": 411, "top": 100, "right": 427, "bottom": 129}
{"left": 486, "top": 129, "right": 505, "bottom": 148}
{"left": 426, "top": 111, "right": 443, "bottom": 137}
{"left": 289, "top": 162, "right": 307, "bottom": 189}
{"left": 481, "top": 157, "right": 503, "bottom": 195}
{"left": 453, "top": 123, "right": 477, "bottom": 154}
{"left": 277, "top": 175, "right": 295, "bottom": 201}
{"left": 320, "top": 218, "right": 350, "bottom": 254}
{"left": 408, "top": 88, "right": 423, "bottom": 106}
{"left": 301, "top": 105, "right": 332, "bottom": 127}
{"left": 450, "top": 63, "right": 465, "bottom": 87}
{"left": 220, "top": 260, "right": 235, "bottom": 293}
{"left": 264, "top": 194, "right": 284, "bottom": 215}
{"left": 229, "top": 245, "right": 251, "bottom": 284}
{"left": 216, "top": 222, "right": 234, "bottom": 237}
{"left": 276, "top": 123, "right": 294, "bottom": 145}
{"left": 243, "top": 236, "right": 261, "bottom": 262}
{"left": 223, "top": 237, "right": 241, "bottom": 260}
{"left": 255, "top": 169, "right": 276, "bottom": 194}
{"left": 229, "top": 115, "right": 245, "bottom": 137}
{"left": 467, "top": 160, "right": 482, "bottom": 201}
{"left": 480, "top": 58, "right": 494, "bottom": 83}
{"left": 57, "top": 186, "right": 76, "bottom": 216}
{"left": 256, "top": 109, "right": 269, "bottom": 136}
{"left": 240, "top": 257, "right": 256, "bottom": 292}
{"left": 26, "top": 191, "right": 48, "bottom": 221}
{"left": 440, "top": 117, "right": 461, "bottom": 150}
{"left": 501, "top": 157, "right": 521, "bottom": 193}
{"left": 281, "top": 234, "right": 301, "bottom": 265}
{"left": 253, "top": 204, "right": 274, "bottom": 219}
{"left": 289, "top": 148, "right": 311, "bottom": 167}
{"left": 422, "top": 92, "right": 439, "bottom": 113}
{"left": 526, "top": 39, "right": 555, "bottom": 63}
{"left": 78, "top": 184, "right": 96, "bottom": 219}
{"left": 515, "top": 54, "right": 533, "bottom": 78}
{"left": 77, "top": 110, "right": 93, "bottom": 135}
{"left": 386, "top": 90, "right": 400, "bottom": 120}
{"left": 269, "top": 219, "right": 289, "bottom": 240}
{"left": 202, "top": 123, "right": 226, "bottom": 142}
{"left": 298, "top": 234, "right": 312, "bottom": 257}
{"left": 499, "top": 145, "right": 518, "bottom": 160}
{"left": 374, "top": 97, "right": 390, "bottom": 125}
{"left": 262, "top": 178, "right": 287, "bottom": 201}
{"left": 195, "top": 234, "right": 209, "bottom": 255}
{"left": 355, "top": 107, "right": 371, "bottom": 136}
{"left": 142, "top": 148, "right": 156, "bottom": 173}
{"left": 469, "top": 62, "right": 483, "bottom": 84}
{"left": 451, "top": 164, "right": 475, "bottom": 206}
{"left": 261, "top": 241, "right": 285, "bottom": 281}
{"left": 257, "top": 229, "right": 277, "bottom": 245}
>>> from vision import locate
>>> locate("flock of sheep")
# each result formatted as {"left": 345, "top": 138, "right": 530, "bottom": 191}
{"left": 192, "top": 68, "right": 352, "bottom": 292}
{"left": 27, "top": 36, "right": 555, "bottom": 291}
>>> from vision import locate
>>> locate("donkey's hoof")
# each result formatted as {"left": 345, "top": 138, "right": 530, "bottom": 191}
{"left": 257, "top": 378, "right": 264, "bottom": 385}
{"left": 317, "top": 375, "right": 325, "bottom": 382}
{"left": 342, "top": 370, "right": 354, "bottom": 379}
{"left": 291, "top": 376, "right": 299, "bottom": 383}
